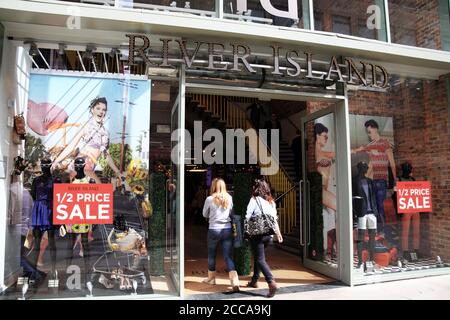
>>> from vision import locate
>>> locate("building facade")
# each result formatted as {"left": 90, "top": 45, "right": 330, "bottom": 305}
{"left": 0, "top": 0, "right": 449, "bottom": 299}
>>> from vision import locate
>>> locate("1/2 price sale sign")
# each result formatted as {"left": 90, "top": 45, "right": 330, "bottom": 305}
{"left": 396, "top": 181, "right": 432, "bottom": 213}
{"left": 53, "top": 184, "right": 114, "bottom": 224}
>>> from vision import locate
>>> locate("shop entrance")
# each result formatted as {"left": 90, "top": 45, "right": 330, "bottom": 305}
{"left": 182, "top": 84, "right": 352, "bottom": 296}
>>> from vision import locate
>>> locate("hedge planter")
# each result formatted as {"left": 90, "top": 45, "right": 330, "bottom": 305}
{"left": 233, "top": 172, "right": 253, "bottom": 276}
{"left": 149, "top": 172, "right": 166, "bottom": 276}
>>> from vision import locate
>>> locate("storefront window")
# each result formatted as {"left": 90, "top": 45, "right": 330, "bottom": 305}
{"left": 122, "top": 0, "right": 215, "bottom": 13}
{"left": 349, "top": 76, "right": 450, "bottom": 281}
{"left": 1, "top": 52, "right": 181, "bottom": 298}
{"left": 313, "top": 0, "right": 388, "bottom": 41}
{"left": 388, "top": 0, "right": 448, "bottom": 50}
{"left": 223, "top": 0, "right": 308, "bottom": 28}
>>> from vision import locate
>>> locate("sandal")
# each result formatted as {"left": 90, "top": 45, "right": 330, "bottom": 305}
{"left": 125, "top": 277, "right": 132, "bottom": 290}
{"left": 111, "top": 268, "right": 119, "bottom": 280}
{"left": 118, "top": 269, "right": 126, "bottom": 290}
{"left": 99, "top": 274, "right": 114, "bottom": 289}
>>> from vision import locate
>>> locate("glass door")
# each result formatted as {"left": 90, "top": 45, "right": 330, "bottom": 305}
{"left": 167, "top": 97, "right": 180, "bottom": 290}
{"left": 300, "top": 102, "right": 353, "bottom": 284}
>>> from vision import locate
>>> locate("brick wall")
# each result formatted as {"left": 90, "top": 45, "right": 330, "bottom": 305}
{"left": 422, "top": 78, "right": 450, "bottom": 259}
{"left": 415, "top": 0, "right": 442, "bottom": 50}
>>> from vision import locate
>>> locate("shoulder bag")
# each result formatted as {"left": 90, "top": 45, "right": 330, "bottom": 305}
{"left": 243, "top": 197, "right": 276, "bottom": 239}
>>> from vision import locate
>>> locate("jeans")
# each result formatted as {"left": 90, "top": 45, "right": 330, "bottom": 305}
{"left": 249, "top": 235, "right": 274, "bottom": 284}
{"left": 373, "top": 179, "right": 387, "bottom": 231}
{"left": 207, "top": 228, "right": 236, "bottom": 272}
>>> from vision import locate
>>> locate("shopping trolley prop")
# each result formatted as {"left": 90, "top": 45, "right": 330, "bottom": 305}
{"left": 90, "top": 160, "right": 151, "bottom": 294}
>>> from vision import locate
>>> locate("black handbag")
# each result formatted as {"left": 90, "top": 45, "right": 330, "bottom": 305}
{"left": 244, "top": 197, "right": 276, "bottom": 238}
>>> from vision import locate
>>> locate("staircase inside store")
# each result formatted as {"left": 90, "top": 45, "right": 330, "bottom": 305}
{"left": 186, "top": 93, "right": 303, "bottom": 258}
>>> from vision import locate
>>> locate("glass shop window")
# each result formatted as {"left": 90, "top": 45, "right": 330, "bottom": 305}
{"left": 349, "top": 76, "right": 450, "bottom": 280}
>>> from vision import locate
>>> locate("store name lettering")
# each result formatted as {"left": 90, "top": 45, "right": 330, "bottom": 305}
{"left": 126, "top": 34, "right": 389, "bottom": 88}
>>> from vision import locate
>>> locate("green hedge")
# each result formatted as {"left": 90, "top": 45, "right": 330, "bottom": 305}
{"left": 308, "top": 172, "right": 324, "bottom": 261}
{"left": 233, "top": 173, "right": 252, "bottom": 276}
{"left": 149, "top": 172, "right": 166, "bottom": 276}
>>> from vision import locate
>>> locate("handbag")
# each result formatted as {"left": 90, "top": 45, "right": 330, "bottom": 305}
{"left": 244, "top": 197, "right": 276, "bottom": 239}
{"left": 14, "top": 113, "right": 26, "bottom": 140}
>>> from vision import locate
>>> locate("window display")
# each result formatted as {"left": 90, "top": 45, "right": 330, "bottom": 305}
{"left": 1, "top": 72, "right": 180, "bottom": 299}
{"left": 349, "top": 79, "right": 450, "bottom": 278}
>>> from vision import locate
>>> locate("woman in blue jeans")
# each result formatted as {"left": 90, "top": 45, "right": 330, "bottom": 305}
{"left": 246, "top": 179, "right": 283, "bottom": 298}
{"left": 202, "top": 178, "right": 240, "bottom": 292}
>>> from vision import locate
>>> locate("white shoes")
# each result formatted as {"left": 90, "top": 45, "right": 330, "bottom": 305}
{"left": 202, "top": 270, "right": 216, "bottom": 285}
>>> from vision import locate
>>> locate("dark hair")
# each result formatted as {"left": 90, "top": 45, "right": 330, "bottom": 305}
{"left": 356, "top": 161, "right": 368, "bottom": 174}
{"left": 252, "top": 178, "right": 274, "bottom": 203}
{"left": 314, "top": 123, "right": 328, "bottom": 141}
{"left": 89, "top": 97, "right": 108, "bottom": 112}
{"left": 401, "top": 161, "right": 413, "bottom": 173}
{"left": 364, "top": 119, "right": 379, "bottom": 130}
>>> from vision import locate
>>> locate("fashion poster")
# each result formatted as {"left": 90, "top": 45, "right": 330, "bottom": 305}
{"left": 313, "top": 114, "right": 338, "bottom": 262}
{"left": 26, "top": 73, "right": 151, "bottom": 188}
{"left": 349, "top": 115, "right": 395, "bottom": 179}
{"left": 349, "top": 114, "right": 398, "bottom": 265}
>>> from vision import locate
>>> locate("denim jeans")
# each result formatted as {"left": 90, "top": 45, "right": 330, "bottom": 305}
{"left": 249, "top": 235, "right": 274, "bottom": 284}
{"left": 207, "top": 228, "right": 236, "bottom": 272}
{"left": 373, "top": 179, "right": 387, "bottom": 231}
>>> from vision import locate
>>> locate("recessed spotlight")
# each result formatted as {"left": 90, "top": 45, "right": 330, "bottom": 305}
{"left": 82, "top": 44, "right": 96, "bottom": 60}
{"left": 58, "top": 43, "right": 66, "bottom": 56}
{"left": 109, "top": 48, "right": 120, "bottom": 58}
{"left": 25, "top": 41, "right": 39, "bottom": 57}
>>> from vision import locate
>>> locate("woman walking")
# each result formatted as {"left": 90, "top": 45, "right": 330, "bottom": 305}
{"left": 246, "top": 179, "right": 283, "bottom": 298}
{"left": 202, "top": 178, "right": 240, "bottom": 292}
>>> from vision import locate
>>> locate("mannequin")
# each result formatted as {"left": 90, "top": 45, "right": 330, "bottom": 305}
{"left": 352, "top": 162, "right": 378, "bottom": 268}
{"left": 64, "top": 157, "right": 92, "bottom": 286}
{"left": 29, "top": 158, "right": 57, "bottom": 283}
{"left": 396, "top": 162, "right": 420, "bottom": 260}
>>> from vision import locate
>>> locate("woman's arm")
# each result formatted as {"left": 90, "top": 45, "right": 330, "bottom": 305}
{"left": 52, "top": 126, "right": 85, "bottom": 169}
{"left": 351, "top": 146, "right": 365, "bottom": 154}
{"left": 317, "top": 148, "right": 335, "bottom": 159}
{"left": 245, "top": 197, "right": 256, "bottom": 220}
{"left": 202, "top": 197, "right": 211, "bottom": 218}
{"left": 105, "top": 150, "right": 121, "bottom": 178}
{"left": 271, "top": 203, "right": 283, "bottom": 243}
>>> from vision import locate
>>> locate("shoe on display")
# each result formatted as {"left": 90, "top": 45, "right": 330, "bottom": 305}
{"left": 99, "top": 274, "right": 114, "bottom": 289}
{"left": 365, "top": 261, "right": 375, "bottom": 273}
{"left": 402, "top": 250, "right": 410, "bottom": 261}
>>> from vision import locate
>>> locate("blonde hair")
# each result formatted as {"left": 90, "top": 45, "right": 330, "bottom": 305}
{"left": 209, "top": 178, "right": 218, "bottom": 196}
{"left": 210, "top": 178, "right": 231, "bottom": 209}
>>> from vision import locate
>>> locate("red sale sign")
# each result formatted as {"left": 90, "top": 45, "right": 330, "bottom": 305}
{"left": 396, "top": 181, "right": 432, "bottom": 213}
{"left": 53, "top": 184, "right": 114, "bottom": 224}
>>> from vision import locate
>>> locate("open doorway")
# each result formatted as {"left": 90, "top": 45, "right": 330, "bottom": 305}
{"left": 183, "top": 92, "right": 336, "bottom": 297}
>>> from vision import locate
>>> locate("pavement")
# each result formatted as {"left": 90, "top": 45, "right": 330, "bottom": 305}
{"left": 186, "top": 274, "right": 450, "bottom": 300}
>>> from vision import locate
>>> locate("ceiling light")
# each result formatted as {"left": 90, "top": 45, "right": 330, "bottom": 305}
{"left": 58, "top": 43, "right": 66, "bottom": 56}
{"left": 109, "top": 48, "right": 120, "bottom": 58}
{"left": 82, "top": 44, "right": 96, "bottom": 60}
{"left": 25, "top": 41, "right": 39, "bottom": 57}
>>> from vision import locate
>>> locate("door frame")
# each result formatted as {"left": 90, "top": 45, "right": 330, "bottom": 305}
{"left": 300, "top": 102, "right": 353, "bottom": 285}
{"left": 183, "top": 82, "right": 353, "bottom": 286}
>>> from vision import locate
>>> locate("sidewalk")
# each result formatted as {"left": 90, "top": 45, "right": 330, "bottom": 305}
{"left": 186, "top": 274, "right": 450, "bottom": 300}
